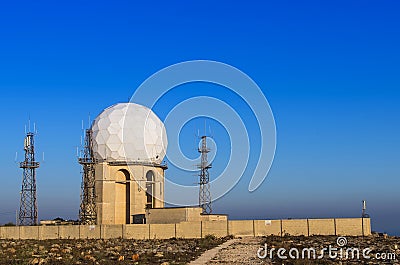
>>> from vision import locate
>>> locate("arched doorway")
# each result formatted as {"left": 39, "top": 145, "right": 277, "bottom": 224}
{"left": 146, "top": 170, "right": 155, "bottom": 209}
{"left": 115, "top": 169, "right": 130, "bottom": 224}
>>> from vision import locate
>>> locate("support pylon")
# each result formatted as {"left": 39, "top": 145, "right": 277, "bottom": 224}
{"left": 19, "top": 132, "right": 40, "bottom": 226}
{"left": 198, "top": 136, "right": 212, "bottom": 214}
{"left": 79, "top": 129, "right": 97, "bottom": 224}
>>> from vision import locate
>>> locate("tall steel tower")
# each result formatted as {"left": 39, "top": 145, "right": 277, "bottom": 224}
{"left": 19, "top": 131, "right": 40, "bottom": 226}
{"left": 198, "top": 136, "right": 212, "bottom": 214}
{"left": 79, "top": 129, "right": 97, "bottom": 224}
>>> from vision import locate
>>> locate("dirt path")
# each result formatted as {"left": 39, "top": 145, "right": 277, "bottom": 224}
{"left": 188, "top": 238, "right": 239, "bottom": 265}
{"left": 189, "top": 237, "right": 270, "bottom": 265}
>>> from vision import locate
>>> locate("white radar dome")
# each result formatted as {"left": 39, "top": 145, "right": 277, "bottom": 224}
{"left": 91, "top": 103, "right": 168, "bottom": 163}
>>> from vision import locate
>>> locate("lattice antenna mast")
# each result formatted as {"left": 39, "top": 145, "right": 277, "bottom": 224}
{"left": 198, "top": 136, "right": 212, "bottom": 214}
{"left": 79, "top": 128, "right": 97, "bottom": 224}
{"left": 19, "top": 129, "right": 40, "bottom": 226}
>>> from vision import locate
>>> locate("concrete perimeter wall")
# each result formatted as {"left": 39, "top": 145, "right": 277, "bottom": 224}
{"left": 0, "top": 218, "right": 371, "bottom": 240}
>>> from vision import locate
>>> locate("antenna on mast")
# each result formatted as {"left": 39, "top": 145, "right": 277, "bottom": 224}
{"left": 204, "top": 118, "right": 207, "bottom": 136}
{"left": 362, "top": 200, "right": 369, "bottom": 218}
{"left": 79, "top": 126, "right": 97, "bottom": 225}
{"left": 18, "top": 122, "right": 40, "bottom": 226}
{"left": 197, "top": 134, "right": 212, "bottom": 214}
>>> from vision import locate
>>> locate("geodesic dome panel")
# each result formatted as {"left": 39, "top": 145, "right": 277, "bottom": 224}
{"left": 91, "top": 103, "right": 168, "bottom": 163}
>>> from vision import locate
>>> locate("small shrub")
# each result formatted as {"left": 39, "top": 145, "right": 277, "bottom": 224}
{"left": 204, "top": 234, "right": 217, "bottom": 241}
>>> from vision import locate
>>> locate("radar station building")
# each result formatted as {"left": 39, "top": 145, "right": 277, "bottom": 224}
{"left": 90, "top": 103, "right": 168, "bottom": 225}
{"left": 80, "top": 102, "right": 227, "bottom": 226}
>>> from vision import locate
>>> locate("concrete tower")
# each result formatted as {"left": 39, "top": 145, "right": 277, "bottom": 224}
{"left": 91, "top": 103, "right": 168, "bottom": 225}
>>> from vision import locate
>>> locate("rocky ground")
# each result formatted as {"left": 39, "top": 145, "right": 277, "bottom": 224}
{"left": 208, "top": 235, "right": 400, "bottom": 264}
{"left": 0, "top": 235, "right": 228, "bottom": 265}
{"left": 1, "top": 235, "right": 399, "bottom": 264}
{"left": 207, "top": 237, "right": 264, "bottom": 264}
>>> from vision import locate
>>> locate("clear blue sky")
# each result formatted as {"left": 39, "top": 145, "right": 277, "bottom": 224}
{"left": 0, "top": 1, "right": 399, "bottom": 235}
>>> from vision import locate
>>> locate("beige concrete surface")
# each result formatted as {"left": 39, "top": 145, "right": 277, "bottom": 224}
{"left": 146, "top": 207, "right": 227, "bottom": 224}
{"left": 39, "top": 226, "right": 59, "bottom": 239}
{"left": 202, "top": 221, "right": 229, "bottom": 238}
{"left": 336, "top": 218, "right": 363, "bottom": 236}
{"left": 79, "top": 225, "right": 101, "bottom": 239}
{"left": 124, "top": 224, "right": 149, "bottom": 239}
{"left": 254, "top": 220, "right": 282, "bottom": 236}
{"left": 101, "top": 224, "right": 123, "bottom": 239}
{"left": 308, "top": 219, "right": 335, "bottom": 235}
{"left": 20, "top": 226, "right": 39, "bottom": 240}
{"left": 150, "top": 223, "right": 175, "bottom": 239}
{"left": 229, "top": 220, "right": 254, "bottom": 237}
{"left": 0, "top": 218, "right": 371, "bottom": 240}
{"left": 59, "top": 225, "right": 79, "bottom": 239}
{"left": 0, "top": 226, "right": 19, "bottom": 239}
{"left": 362, "top": 218, "right": 371, "bottom": 236}
{"left": 95, "top": 162, "right": 166, "bottom": 225}
{"left": 282, "top": 219, "right": 308, "bottom": 236}
{"left": 176, "top": 221, "right": 202, "bottom": 238}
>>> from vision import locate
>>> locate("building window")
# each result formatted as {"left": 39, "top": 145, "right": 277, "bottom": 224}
{"left": 146, "top": 171, "right": 155, "bottom": 208}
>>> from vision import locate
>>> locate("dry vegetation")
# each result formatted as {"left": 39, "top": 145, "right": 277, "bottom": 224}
{"left": 207, "top": 235, "right": 400, "bottom": 264}
{"left": 0, "top": 235, "right": 228, "bottom": 265}
{"left": 260, "top": 235, "right": 400, "bottom": 264}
